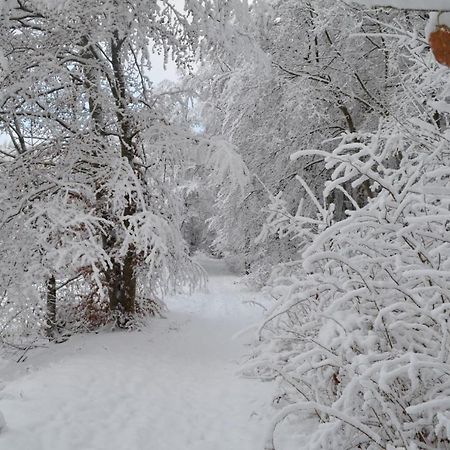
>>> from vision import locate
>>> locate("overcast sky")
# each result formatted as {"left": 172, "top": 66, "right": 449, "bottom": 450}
{"left": 149, "top": 52, "right": 180, "bottom": 85}
{"left": 149, "top": 0, "right": 186, "bottom": 84}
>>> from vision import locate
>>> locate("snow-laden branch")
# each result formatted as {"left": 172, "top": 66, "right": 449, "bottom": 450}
{"left": 352, "top": 0, "right": 450, "bottom": 11}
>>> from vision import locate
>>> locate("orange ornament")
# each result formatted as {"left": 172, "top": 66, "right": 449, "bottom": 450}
{"left": 429, "top": 25, "right": 450, "bottom": 68}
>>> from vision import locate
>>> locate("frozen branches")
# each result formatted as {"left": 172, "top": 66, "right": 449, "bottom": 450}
{"left": 248, "top": 7, "right": 450, "bottom": 449}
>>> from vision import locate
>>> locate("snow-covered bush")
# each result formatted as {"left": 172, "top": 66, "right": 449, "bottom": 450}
{"left": 251, "top": 17, "right": 450, "bottom": 450}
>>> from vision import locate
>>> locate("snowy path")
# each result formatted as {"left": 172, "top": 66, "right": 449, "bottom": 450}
{"left": 0, "top": 257, "right": 274, "bottom": 450}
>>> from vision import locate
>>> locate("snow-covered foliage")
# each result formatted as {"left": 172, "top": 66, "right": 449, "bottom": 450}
{"left": 2, "top": 0, "right": 450, "bottom": 447}
{"left": 0, "top": 0, "right": 249, "bottom": 341}
{"left": 242, "top": 7, "right": 450, "bottom": 450}
{"left": 195, "top": 0, "right": 410, "bottom": 284}
{"left": 353, "top": 0, "right": 450, "bottom": 10}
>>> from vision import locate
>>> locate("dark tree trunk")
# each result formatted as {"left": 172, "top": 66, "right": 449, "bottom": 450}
{"left": 46, "top": 275, "right": 57, "bottom": 338}
{"left": 122, "top": 245, "right": 137, "bottom": 315}
{"left": 106, "top": 252, "right": 137, "bottom": 328}
{"left": 106, "top": 260, "right": 122, "bottom": 313}
{"left": 107, "top": 32, "right": 139, "bottom": 325}
{"left": 83, "top": 33, "right": 139, "bottom": 326}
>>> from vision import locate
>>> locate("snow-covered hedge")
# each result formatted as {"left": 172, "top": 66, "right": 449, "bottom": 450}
{"left": 252, "top": 25, "right": 450, "bottom": 450}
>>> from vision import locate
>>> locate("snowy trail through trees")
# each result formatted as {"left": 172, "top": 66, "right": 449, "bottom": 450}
{"left": 0, "top": 257, "right": 274, "bottom": 450}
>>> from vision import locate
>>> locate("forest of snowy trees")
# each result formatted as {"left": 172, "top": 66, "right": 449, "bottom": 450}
{"left": 1, "top": 1, "right": 450, "bottom": 449}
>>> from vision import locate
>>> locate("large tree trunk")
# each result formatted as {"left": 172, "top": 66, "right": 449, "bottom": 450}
{"left": 82, "top": 34, "right": 139, "bottom": 326}
{"left": 107, "top": 32, "right": 139, "bottom": 325}
{"left": 46, "top": 275, "right": 57, "bottom": 338}
{"left": 122, "top": 245, "right": 137, "bottom": 315}
{"left": 106, "top": 254, "right": 137, "bottom": 328}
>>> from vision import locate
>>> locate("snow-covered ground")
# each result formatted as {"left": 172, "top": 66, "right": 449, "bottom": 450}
{"left": 0, "top": 257, "right": 275, "bottom": 450}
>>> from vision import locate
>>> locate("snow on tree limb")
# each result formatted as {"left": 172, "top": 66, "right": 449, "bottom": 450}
{"left": 352, "top": 0, "right": 450, "bottom": 10}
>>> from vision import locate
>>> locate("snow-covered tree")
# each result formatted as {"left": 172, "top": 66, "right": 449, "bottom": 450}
{"left": 0, "top": 0, "right": 249, "bottom": 339}
{"left": 353, "top": 0, "right": 450, "bottom": 10}
{"left": 195, "top": 0, "right": 412, "bottom": 284}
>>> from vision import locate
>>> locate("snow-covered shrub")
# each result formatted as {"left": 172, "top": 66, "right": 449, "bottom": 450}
{"left": 252, "top": 26, "right": 450, "bottom": 450}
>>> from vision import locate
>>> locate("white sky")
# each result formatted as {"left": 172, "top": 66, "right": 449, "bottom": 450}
{"left": 149, "top": 52, "right": 180, "bottom": 84}
{"left": 149, "top": 0, "right": 186, "bottom": 84}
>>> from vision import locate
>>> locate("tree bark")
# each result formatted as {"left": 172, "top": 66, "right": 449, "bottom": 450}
{"left": 106, "top": 32, "right": 138, "bottom": 325}
{"left": 122, "top": 245, "right": 137, "bottom": 315}
{"left": 46, "top": 275, "right": 57, "bottom": 338}
{"left": 82, "top": 34, "right": 139, "bottom": 326}
{"left": 105, "top": 253, "right": 137, "bottom": 327}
